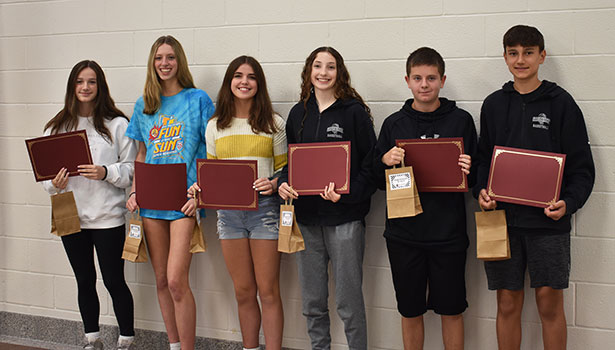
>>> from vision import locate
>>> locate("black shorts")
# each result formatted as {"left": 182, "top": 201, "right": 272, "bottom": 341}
{"left": 386, "top": 238, "right": 468, "bottom": 318}
{"left": 484, "top": 232, "right": 570, "bottom": 290}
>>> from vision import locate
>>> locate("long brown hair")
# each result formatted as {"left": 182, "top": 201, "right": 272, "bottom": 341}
{"left": 297, "top": 47, "right": 371, "bottom": 141}
{"left": 299, "top": 46, "right": 370, "bottom": 114}
{"left": 44, "top": 60, "right": 126, "bottom": 141}
{"left": 143, "top": 35, "right": 195, "bottom": 115}
{"left": 213, "top": 56, "right": 278, "bottom": 134}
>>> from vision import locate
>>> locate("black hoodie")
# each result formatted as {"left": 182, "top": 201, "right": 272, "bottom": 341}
{"left": 279, "top": 94, "right": 377, "bottom": 226}
{"left": 474, "top": 80, "right": 595, "bottom": 234}
{"left": 373, "top": 98, "right": 478, "bottom": 251}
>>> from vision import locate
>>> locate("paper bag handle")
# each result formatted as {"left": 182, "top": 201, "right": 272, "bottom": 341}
{"left": 480, "top": 206, "right": 500, "bottom": 212}
{"left": 191, "top": 186, "right": 200, "bottom": 208}
{"left": 284, "top": 186, "right": 295, "bottom": 206}
{"left": 131, "top": 208, "right": 140, "bottom": 221}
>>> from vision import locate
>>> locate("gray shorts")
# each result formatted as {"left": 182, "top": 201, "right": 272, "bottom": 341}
{"left": 484, "top": 231, "right": 570, "bottom": 290}
{"left": 216, "top": 195, "right": 279, "bottom": 240}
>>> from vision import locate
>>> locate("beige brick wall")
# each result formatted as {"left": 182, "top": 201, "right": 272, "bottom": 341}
{"left": 1, "top": 1, "right": 614, "bottom": 348}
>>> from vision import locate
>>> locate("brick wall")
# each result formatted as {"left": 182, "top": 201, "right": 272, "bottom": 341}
{"left": 1, "top": 1, "right": 614, "bottom": 348}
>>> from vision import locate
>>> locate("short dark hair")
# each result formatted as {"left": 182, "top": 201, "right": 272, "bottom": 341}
{"left": 406, "top": 47, "right": 445, "bottom": 77}
{"left": 503, "top": 25, "right": 545, "bottom": 52}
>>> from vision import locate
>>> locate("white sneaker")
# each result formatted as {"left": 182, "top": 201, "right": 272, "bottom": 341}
{"left": 117, "top": 337, "right": 134, "bottom": 350}
{"left": 83, "top": 338, "right": 104, "bottom": 350}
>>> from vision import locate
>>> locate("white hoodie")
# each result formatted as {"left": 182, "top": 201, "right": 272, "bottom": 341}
{"left": 42, "top": 116, "right": 137, "bottom": 229}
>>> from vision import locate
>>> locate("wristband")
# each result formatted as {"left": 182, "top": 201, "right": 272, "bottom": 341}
{"left": 101, "top": 165, "right": 108, "bottom": 181}
{"left": 129, "top": 191, "right": 136, "bottom": 197}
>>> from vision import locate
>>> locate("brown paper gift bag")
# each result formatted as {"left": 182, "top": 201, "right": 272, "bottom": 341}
{"left": 385, "top": 162, "right": 422, "bottom": 219}
{"left": 278, "top": 198, "right": 305, "bottom": 253}
{"left": 50, "top": 191, "right": 81, "bottom": 237}
{"left": 122, "top": 211, "right": 148, "bottom": 262}
{"left": 190, "top": 214, "right": 207, "bottom": 253}
{"left": 475, "top": 208, "right": 510, "bottom": 261}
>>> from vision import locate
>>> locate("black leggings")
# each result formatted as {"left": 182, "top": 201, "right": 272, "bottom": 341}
{"left": 61, "top": 225, "right": 135, "bottom": 336}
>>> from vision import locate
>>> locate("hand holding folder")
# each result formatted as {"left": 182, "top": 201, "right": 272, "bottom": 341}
{"left": 196, "top": 159, "right": 258, "bottom": 210}
{"left": 396, "top": 137, "right": 468, "bottom": 192}
{"left": 288, "top": 141, "right": 351, "bottom": 196}
{"left": 487, "top": 146, "right": 566, "bottom": 208}
{"left": 25, "top": 130, "right": 93, "bottom": 182}
{"left": 134, "top": 162, "right": 187, "bottom": 211}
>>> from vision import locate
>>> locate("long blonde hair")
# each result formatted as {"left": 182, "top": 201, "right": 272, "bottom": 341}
{"left": 143, "top": 35, "right": 195, "bottom": 115}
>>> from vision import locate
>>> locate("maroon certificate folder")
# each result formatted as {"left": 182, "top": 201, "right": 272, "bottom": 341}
{"left": 397, "top": 137, "right": 467, "bottom": 192}
{"left": 288, "top": 141, "right": 351, "bottom": 195}
{"left": 487, "top": 146, "right": 566, "bottom": 208}
{"left": 25, "top": 130, "right": 93, "bottom": 182}
{"left": 196, "top": 159, "right": 258, "bottom": 210}
{"left": 135, "top": 162, "right": 187, "bottom": 211}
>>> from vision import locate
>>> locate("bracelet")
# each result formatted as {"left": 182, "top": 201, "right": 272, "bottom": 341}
{"left": 129, "top": 191, "right": 136, "bottom": 197}
{"left": 101, "top": 165, "right": 108, "bottom": 181}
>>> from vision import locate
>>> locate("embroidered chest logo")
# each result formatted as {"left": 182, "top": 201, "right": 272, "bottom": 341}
{"left": 148, "top": 115, "right": 184, "bottom": 159}
{"left": 532, "top": 113, "right": 550, "bottom": 130}
{"left": 326, "top": 123, "right": 344, "bottom": 139}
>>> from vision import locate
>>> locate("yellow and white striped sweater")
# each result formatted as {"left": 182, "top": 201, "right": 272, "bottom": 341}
{"left": 205, "top": 115, "right": 287, "bottom": 178}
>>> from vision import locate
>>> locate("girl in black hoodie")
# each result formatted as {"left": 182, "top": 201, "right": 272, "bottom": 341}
{"left": 278, "top": 47, "right": 376, "bottom": 350}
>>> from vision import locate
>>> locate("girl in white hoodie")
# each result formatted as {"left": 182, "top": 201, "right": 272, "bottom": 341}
{"left": 43, "top": 60, "right": 137, "bottom": 350}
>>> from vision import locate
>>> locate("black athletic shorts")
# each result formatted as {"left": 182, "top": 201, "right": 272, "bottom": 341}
{"left": 386, "top": 238, "right": 468, "bottom": 318}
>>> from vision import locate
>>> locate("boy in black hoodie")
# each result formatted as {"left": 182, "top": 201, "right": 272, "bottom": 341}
{"left": 373, "top": 47, "right": 477, "bottom": 349}
{"left": 475, "top": 25, "right": 594, "bottom": 349}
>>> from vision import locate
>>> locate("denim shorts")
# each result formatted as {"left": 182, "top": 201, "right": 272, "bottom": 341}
{"left": 216, "top": 195, "right": 280, "bottom": 240}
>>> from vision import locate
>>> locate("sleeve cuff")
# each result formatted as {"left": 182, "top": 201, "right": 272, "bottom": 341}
{"left": 563, "top": 198, "right": 578, "bottom": 215}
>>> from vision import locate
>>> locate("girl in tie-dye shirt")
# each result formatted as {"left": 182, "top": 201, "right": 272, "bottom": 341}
{"left": 125, "top": 35, "right": 213, "bottom": 350}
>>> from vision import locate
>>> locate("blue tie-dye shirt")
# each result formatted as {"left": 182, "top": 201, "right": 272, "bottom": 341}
{"left": 126, "top": 88, "right": 214, "bottom": 220}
